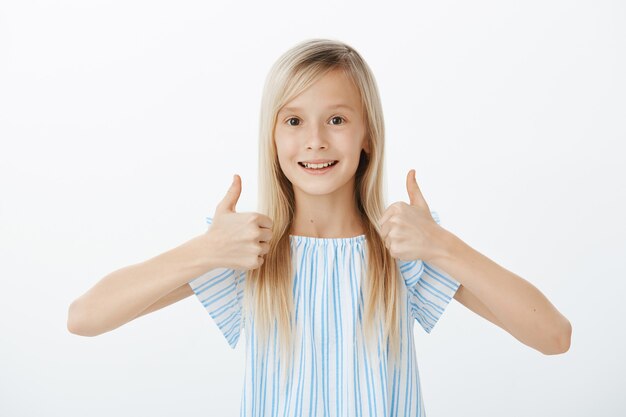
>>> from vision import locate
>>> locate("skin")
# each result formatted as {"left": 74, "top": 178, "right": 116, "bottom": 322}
{"left": 274, "top": 68, "right": 572, "bottom": 356}
{"left": 127, "top": 69, "right": 572, "bottom": 356}
{"left": 274, "top": 68, "right": 370, "bottom": 238}
{"left": 378, "top": 170, "right": 573, "bottom": 355}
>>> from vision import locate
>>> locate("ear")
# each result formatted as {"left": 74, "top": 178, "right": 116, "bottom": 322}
{"left": 363, "top": 137, "right": 371, "bottom": 154}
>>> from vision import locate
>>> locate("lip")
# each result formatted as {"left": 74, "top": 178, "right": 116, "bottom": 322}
{"left": 299, "top": 159, "right": 338, "bottom": 164}
{"left": 298, "top": 160, "right": 339, "bottom": 175}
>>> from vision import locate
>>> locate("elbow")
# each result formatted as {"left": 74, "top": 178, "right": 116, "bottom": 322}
{"left": 557, "top": 318, "right": 573, "bottom": 354}
{"left": 67, "top": 299, "right": 99, "bottom": 337}
{"left": 542, "top": 317, "right": 572, "bottom": 355}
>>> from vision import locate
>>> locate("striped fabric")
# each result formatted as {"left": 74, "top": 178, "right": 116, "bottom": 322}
{"left": 188, "top": 212, "right": 461, "bottom": 416}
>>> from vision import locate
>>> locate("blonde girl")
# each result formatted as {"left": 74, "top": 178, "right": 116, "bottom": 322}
{"left": 68, "top": 38, "right": 572, "bottom": 417}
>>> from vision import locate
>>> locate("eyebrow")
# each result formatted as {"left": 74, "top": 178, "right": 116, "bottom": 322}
{"left": 278, "top": 104, "right": 356, "bottom": 115}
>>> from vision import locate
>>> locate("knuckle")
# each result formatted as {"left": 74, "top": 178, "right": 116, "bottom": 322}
{"left": 248, "top": 258, "right": 259, "bottom": 270}
{"left": 246, "top": 228, "right": 260, "bottom": 241}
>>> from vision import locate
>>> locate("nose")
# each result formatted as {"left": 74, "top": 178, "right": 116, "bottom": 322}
{"left": 305, "top": 124, "right": 328, "bottom": 150}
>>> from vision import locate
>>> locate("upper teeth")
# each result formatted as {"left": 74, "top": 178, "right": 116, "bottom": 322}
{"left": 302, "top": 161, "right": 336, "bottom": 169}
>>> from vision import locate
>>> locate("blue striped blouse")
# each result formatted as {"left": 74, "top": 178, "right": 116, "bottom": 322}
{"left": 188, "top": 212, "right": 461, "bottom": 417}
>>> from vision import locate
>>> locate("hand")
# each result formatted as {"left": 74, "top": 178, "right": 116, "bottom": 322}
{"left": 205, "top": 174, "right": 274, "bottom": 271}
{"left": 378, "top": 169, "right": 443, "bottom": 262}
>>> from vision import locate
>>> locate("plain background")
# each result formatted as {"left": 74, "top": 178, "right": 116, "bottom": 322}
{"left": 1, "top": 0, "right": 624, "bottom": 415}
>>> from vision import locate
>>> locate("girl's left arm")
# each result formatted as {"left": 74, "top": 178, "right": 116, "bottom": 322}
{"left": 431, "top": 228, "right": 572, "bottom": 355}
{"left": 380, "top": 170, "right": 572, "bottom": 355}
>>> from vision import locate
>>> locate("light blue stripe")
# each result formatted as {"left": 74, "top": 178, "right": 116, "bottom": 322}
{"left": 417, "top": 277, "right": 453, "bottom": 304}
{"left": 423, "top": 262, "right": 459, "bottom": 290}
{"left": 271, "top": 324, "right": 278, "bottom": 417}
{"left": 193, "top": 269, "right": 236, "bottom": 294}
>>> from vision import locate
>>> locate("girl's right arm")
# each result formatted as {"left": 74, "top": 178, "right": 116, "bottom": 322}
{"left": 67, "top": 175, "right": 273, "bottom": 337}
{"left": 67, "top": 233, "right": 218, "bottom": 337}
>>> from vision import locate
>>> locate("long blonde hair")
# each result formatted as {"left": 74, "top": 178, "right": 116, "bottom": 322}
{"left": 246, "top": 38, "right": 404, "bottom": 370}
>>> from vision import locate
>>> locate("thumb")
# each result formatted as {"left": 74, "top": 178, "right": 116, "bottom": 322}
{"left": 406, "top": 169, "right": 426, "bottom": 207}
{"left": 215, "top": 174, "right": 242, "bottom": 214}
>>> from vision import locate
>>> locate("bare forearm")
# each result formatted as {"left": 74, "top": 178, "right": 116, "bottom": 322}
{"left": 431, "top": 229, "right": 572, "bottom": 354}
{"left": 68, "top": 233, "right": 215, "bottom": 336}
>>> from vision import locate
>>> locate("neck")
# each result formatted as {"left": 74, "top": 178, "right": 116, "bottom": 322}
{"left": 290, "top": 185, "right": 365, "bottom": 239}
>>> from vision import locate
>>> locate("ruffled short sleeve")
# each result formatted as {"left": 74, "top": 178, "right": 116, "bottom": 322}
{"left": 187, "top": 216, "right": 245, "bottom": 349}
{"left": 397, "top": 210, "right": 461, "bottom": 334}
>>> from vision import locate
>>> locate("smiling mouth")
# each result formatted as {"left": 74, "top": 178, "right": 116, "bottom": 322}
{"left": 298, "top": 160, "right": 339, "bottom": 169}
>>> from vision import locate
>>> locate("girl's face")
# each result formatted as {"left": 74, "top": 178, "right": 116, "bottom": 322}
{"left": 274, "top": 69, "right": 370, "bottom": 198}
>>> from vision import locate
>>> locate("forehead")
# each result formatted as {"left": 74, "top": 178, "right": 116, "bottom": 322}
{"left": 278, "top": 69, "right": 361, "bottom": 114}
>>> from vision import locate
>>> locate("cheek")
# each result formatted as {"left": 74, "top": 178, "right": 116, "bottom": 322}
{"left": 273, "top": 137, "right": 286, "bottom": 160}
{"left": 276, "top": 140, "right": 297, "bottom": 162}
{"left": 276, "top": 153, "right": 291, "bottom": 175}
{"left": 274, "top": 144, "right": 296, "bottom": 176}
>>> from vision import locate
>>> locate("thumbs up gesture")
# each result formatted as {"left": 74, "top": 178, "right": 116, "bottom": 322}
{"left": 378, "top": 170, "right": 445, "bottom": 262}
{"left": 205, "top": 175, "right": 274, "bottom": 271}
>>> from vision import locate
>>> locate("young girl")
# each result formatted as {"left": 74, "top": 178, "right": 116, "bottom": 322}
{"left": 68, "top": 38, "right": 572, "bottom": 416}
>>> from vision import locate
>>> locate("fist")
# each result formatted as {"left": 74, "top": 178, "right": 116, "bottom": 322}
{"left": 378, "top": 170, "right": 443, "bottom": 262}
{"left": 205, "top": 175, "right": 274, "bottom": 271}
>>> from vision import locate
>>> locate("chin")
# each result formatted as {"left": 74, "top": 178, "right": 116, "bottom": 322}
{"left": 295, "top": 184, "right": 340, "bottom": 196}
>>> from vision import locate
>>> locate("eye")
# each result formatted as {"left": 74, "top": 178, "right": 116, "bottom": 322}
{"left": 329, "top": 116, "right": 345, "bottom": 125}
{"left": 286, "top": 117, "right": 300, "bottom": 126}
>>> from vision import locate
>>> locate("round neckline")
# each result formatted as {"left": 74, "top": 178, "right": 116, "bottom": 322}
{"left": 289, "top": 234, "right": 366, "bottom": 243}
